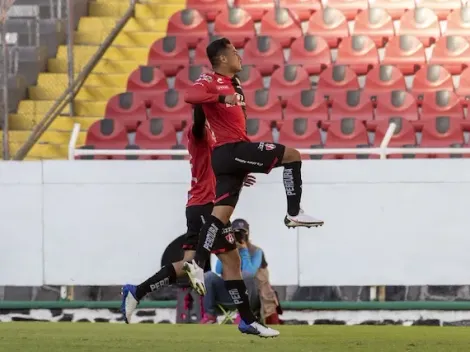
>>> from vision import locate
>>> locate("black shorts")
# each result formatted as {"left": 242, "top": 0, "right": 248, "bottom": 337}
{"left": 182, "top": 202, "right": 237, "bottom": 254}
{"left": 211, "top": 141, "right": 285, "bottom": 206}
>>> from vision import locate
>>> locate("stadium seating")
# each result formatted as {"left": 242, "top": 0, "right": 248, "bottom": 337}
{"left": 419, "top": 0, "right": 461, "bottom": 21}
{"left": 174, "top": 65, "right": 211, "bottom": 90}
{"left": 446, "top": 7, "right": 470, "bottom": 40}
{"left": 383, "top": 35, "right": 426, "bottom": 75}
{"left": 242, "top": 36, "right": 284, "bottom": 75}
{"left": 278, "top": 118, "right": 323, "bottom": 159}
{"left": 134, "top": 118, "right": 179, "bottom": 160}
{"left": 186, "top": 0, "right": 227, "bottom": 21}
{"left": 317, "top": 65, "right": 360, "bottom": 102}
{"left": 373, "top": 118, "right": 417, "bottom": 158}
{"left": 234, "top": 0, "right": 274, "bottom": 21}
{"left": 213, "top": 8, "right": 255, "bottom": 48}
{"left": 245, "top": 89, "right": 283, "bottom": 126}
{"left": 456, "top": 67, "right": 470, "bottom": 104}
{"left": 237, "top": 65, "right": 264, "bottom": 92}
{"left": 353, "top": 8, "right": 395, "bottom": 48}
{"left": 326, "top": 0, "right": 368, "bottom": 21}
{"left": 166, "top": 9, "right": 208, "bottom": 48}
{"left": 269, "top": 65, "right": 311, "bottom": 104}
{"left": 85, "top": 119, "right": 129, "bottom": 151}
{"left": 429, "top": 36, "right": 470, "bottom": 75}
{"left": 283, "top": 89, "right": 328, "bottom": 125}
{"left": 370, "top": 90, "right": 418, "bottom": 130}
{"left": 259, "top": 8, "right": 302, "bottom": 48}
{"left": 126, "top": 66, "right": 168, "bottom": 101}
{"left": 411, "top": 65, "right": 454, "bottom": 102}
{"left": 288, "top": 35, "right": 331, "bottom": 75}
{"left": 420, "top": 91, "right": 464, "bottom": 122}
{"left": 306, "top": 8, "right": 349, "bottom": 48}
{"left": 279, "top": 0, "right": 321, "bottom": 21}
{"left": 398, "top": 8, "right": 441, "bottom": 47}
{"left": 323, "top": 118, "right": 370, "bottom": 159}
{"left": 149, "top": 90, "right": 192, "bottom": 130}
{"left": 363, "top": 65, "right": 407, "bottom": 99}
{"left": 327, "top": 90, "right": 374, "bottom": 128}
{"left": 335, "top": 35, "right": 380, "bottom": 75}
{"left": 147, "top": 37, "right": 189, "bottom": 76}
{"left": 246, "top": 119, "right": 274, "bottom": 142}
{"left": 373, "top": 0, "right": 415, "bottom": 20}
{"left": 104, "top": 92, "right": 148, "bottom": 131}
{"left": 419, "top": 117, "right": 465, "bottom": 158}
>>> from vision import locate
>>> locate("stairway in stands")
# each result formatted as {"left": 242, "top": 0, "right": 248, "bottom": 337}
{"left": 7, "top": 0, "right": 184, "bottom": 160}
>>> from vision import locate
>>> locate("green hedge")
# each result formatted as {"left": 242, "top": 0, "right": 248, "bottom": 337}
{"left": 2, "top": 301, "right": 470, "bottom": 310}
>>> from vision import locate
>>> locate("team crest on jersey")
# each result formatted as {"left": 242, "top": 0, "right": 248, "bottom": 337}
{"left": 198, "top": 74, "right": 212, "bottom": 83}
{"left": 225, "top": 233, "right": 235, "bottom": 244}
{"left": 217, "top": 78, "right": 224, "bottom": 83}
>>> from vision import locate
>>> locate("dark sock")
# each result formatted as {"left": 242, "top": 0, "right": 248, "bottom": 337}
{"left": 283, "top": 161, "right": 302, "bottom": 216}
{"left": 135, "top": 265, "right": 177, "bottom": 300}
{"left": 224, "top": 280, "right": 257, "bottom": 324}
{"left": 194, "top": 215, "right": 225, "bottom": 268}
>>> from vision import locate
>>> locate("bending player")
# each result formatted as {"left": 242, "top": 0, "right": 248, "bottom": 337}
{"left": 120, "top": 106, "right": 279, "bottom": 338}
{"left": 183, "top": 38, "right": 324, "bottom": 321}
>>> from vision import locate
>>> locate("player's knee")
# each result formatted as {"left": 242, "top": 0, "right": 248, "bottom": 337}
{"left": 281, "top": 147, "right": 301, "bottom": 164}
{"left": 212, "top": 205, "right": 233, "bottom": 224}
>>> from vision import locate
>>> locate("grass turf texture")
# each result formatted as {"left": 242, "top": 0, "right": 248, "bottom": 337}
{"left": 1, "top": 323, "right": 470, "bottom": 351}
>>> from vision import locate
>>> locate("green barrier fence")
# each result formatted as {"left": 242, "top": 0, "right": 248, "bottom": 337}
{"left": 2, "top": 301, "right": 470, "bottom": 310}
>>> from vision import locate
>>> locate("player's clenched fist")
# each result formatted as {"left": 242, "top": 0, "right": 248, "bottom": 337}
{"left": 224, "top": 94, "right": 241, "bottom": 106}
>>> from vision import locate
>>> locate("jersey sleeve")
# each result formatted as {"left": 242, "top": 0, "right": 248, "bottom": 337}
{"left": 184, "top": 74, "right": 227, "bottom": 105}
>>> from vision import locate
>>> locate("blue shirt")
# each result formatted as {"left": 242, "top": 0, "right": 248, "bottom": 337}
{"left": 215, "top": 248, "right": 263, "bottom": 277}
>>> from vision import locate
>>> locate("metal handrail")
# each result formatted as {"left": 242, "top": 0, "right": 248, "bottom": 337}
{"left": 12, "top": 0, "right": 137, "bottom": 160}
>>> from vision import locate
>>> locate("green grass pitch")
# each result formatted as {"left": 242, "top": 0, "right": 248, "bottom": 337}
{"left": 1, "top": 323, "right": 470, "bottom": 351}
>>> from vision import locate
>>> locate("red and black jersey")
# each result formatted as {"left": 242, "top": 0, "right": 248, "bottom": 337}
{"left": 184, "top": 71, "right": 250, "bottom": 147}
{"left": 186, "top": 125, "right": 216, "bottom": 207}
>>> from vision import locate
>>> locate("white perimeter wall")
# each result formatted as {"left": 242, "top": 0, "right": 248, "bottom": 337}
{"left": 1, "top": 160, "right": 470, "bottom": 287}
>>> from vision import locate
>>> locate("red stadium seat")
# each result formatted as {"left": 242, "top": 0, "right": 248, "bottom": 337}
{"left": 353, "top": 8, "right": 394, "bottom": 48}
{"left": 335, "top": 35, "right": 379, "bottom": 75}
{"left": 105, "top": 92, "right": 147, "bottom": 131}
{"left": 411, "top": 65, "right": 454, "bottom": 102}
{"left": 420, "top": 90, "right": 464, "bottom": 123}
{"left": 445, "top": 8, "right": 470, "bottom": 41}
{"left": 429, "top": 36, "right": 470, "bottom": 75}
{"left": 147, "top": 36, "right": 189, "bottom": 76}
{"left": 398, "top": 8, "right": 441, "bottom": 47}
{"left": 456, "top": 67, "right": 470, "bottom": 104}
{"left": 246, "top": 118, "right": 274, "bottom": 142}
{"left": 369, "top": 90, "right": 418, "bottom": 130}
{"left": 279, "top": 0, "right": 321, "bottom": 22}
{"left": 269, "top": 65, "right": 311, "bottom": 105}
{"left": 382, "top": 35, "right": 426, "bottom": 75}
{"left": 363, "top": 65, "right": 407, "bottom": 100}
{"left": 166, "top": 9, "right": 208, "bottom": 48}
{"left": 323, "top": 118, "right": 370, "bottom": 159}
{"left": 126, "top": 66, "right": 168, "bottom": 102}
{"left": 135, "top": 118, "right": 178, "bottom": 160}
{"left": 415, "top": 0, "right": 461, "bottom": 21}
{"left": 420, "top": 117, "right": 465, "bottom": 158}
{"left": 278, "top": 118, "right": 323, "bottom": 159}
{"left": 245, "top": 89, "right": 283, "bottom": 126}
{"left": 242, "top": 36, "right": 284, "bottom": 75}
{"left": 193, "top": 37, "right": 219, "bottom": 66}
{"left": 327, "top": 90, "right": 374, "bottom": 129}
{"left": 326, "top": 0, "right": 368, "bottom": 21}
{"left": 288, "top": 35, "right": 331, "bottom": 75}
{"left": 306, "top": 8, "right": 349, "bottom": 48}
{"left": 371, "top": 0, "right": 414, "bottom": 20}
{"left": 234, "top": 0, "right": 274, "bottom": 21}
{"left": 174, "top": 65, "right": 211, "bottom": 91}
{"left": 85, "top": 119, "right": 128, "bottom": 150}
{"left": 186, "top": 0, "right": 227, "bottom": 21}
{"left": 110, "top": 145, "right": 147, "bottom": 161}
{"left": 284, "top": 89, "right": 328, "bottom": 125}
{"left": 373, "top": 118, "right": 417, "bottom": 158}
{"left": 317, "top": 65, "right": 360, "bottom": 102}
{"left": 259, "top": 8, "right": 302, "bottom": 48}
{"left": 213, "top": 8, "right": 255, "bottom": 48}
{"left": 149, "top": 90, "right": 192, "bottom": 130}
{"left": 237, "top": 65, "right": 264, "bottom": 92}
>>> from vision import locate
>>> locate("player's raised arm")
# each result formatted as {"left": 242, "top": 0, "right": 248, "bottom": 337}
{"left": 191, "top": 105, "right": 206, "bottom": 140}
{"left": 184, "top": 74, "right": 226, "bottom": 104}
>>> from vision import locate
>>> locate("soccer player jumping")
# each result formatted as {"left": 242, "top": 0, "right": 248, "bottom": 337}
{"left": 183, "top": 37, "right": 323, "bottom": 335}
{"left": 119, "top": 106, "right": 277, "bottom": 336}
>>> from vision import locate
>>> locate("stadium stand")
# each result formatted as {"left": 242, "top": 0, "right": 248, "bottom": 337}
{"left": 5, "top": 0, "right": 470, "bottom": 160}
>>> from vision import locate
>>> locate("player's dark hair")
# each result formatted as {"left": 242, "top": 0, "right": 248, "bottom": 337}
{"left": 206, "top": 37, "right": 232, "bottom": 67}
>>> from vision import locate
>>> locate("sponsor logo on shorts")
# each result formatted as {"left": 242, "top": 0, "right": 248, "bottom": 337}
{"left": 203, "top": 223, "right": 218, "bottom": 251}
{"left": 265, "top": 143, "right": 276, "bottom": 151}
{"left": 225, "top": 233, "right": 235, "bottom": 244}
{"left": 235, "top": 157, "right": 263, "bottom": 167}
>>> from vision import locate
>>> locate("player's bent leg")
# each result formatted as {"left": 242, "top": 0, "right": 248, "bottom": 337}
{"left": 280, "top": 146, "right": 324, "bottom": 228}
{"left": 217, "top": 250, "right": 280, "bottom": 338}
{"left": 121, "top": 251, "right": 195, "bottom": 323}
